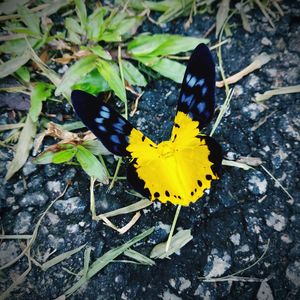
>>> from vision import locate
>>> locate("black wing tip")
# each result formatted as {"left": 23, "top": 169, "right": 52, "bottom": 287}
{"left": 195, "top": 43, "right": 210, "bottom": 51}
{"left": 71, "top": 89, "right": 91, "bottom": 104}
{"left": 71, "top": 90, "right": 99, "bottom": 115}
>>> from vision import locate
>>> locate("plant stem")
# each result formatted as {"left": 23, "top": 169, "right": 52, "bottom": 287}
{"left": 165, "top": 205, "right": 182, "bottom": 252}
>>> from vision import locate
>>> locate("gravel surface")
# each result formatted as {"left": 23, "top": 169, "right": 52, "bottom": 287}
{"left": 0, "top": 1, "right": 300, "bottom": 299}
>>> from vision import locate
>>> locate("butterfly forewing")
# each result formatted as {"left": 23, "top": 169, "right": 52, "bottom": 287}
{"left": 71, "top": 90, "right": 134, "bottom": 156}
{"left": 177, "top": 43, "right": 216, "bottom": 129}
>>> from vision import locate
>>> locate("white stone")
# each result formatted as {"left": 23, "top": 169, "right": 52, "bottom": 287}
{"left": 261, "top": 37, "right": 272, "bottom": 46}
{"left": 266, "top": 212, "right": 287, "bottom": 232}
{"left": 204, "top": 249, "right": 231, "bottom": 278}
{"left": 230, "top": 233, "right": 241, "bottom": 246}
{"left": 178, "top": 277, "right": 191, "bottom": 293}
{"left": 159, "top": 290, "right": 182, "bottom": 300}
{"left": 286, "top": 261, "right": 300, "bottom": 287}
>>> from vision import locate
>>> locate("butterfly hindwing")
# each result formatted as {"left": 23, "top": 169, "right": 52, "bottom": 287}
{"left": 71, "top": 90, "right": 134, "bottom": 156}
{"left": 177, "top": 43, "right": 216, "bottom": 129}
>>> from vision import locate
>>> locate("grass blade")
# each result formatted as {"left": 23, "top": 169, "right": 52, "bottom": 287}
{"left": 5, "top": 115, "right": 36, "bottom": 180}
{"left": 124, "top": 249, "right": 155, "bottom": 266}
{"left": 0, "top": 50, "right": 31, "bottom": 79}
{"left": 65, "top": 227, "right": 154, "bottom": 296}
{"left": 41, "top": 244, "right": 86, "bottom": 271}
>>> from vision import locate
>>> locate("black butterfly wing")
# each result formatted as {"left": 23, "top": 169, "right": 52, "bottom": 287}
{"left": 71, "top": 90, "right": 134, "bottom": 156}
{"left": 177, "top": 43, "right": 216, "bottom": 129}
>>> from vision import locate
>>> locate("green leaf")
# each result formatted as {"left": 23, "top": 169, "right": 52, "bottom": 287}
{"left": 137, "top": 57, "right": 185, "bottom": 83}
{"left": 55, "top": 55, "right": 97, "bottom": 99}
{"left": 82, "top": 140, "right": 111, "bottom": 156}
{"left": 29, "top": 83, "right": 54, "bottom": 122}
{"left": 100, "top": 31, "right": 121, "bottom": 42}
{"left": 97, "top": 59, "right": 126, "bottom": 102}
{"left": 65, "top": 17, "right": 83, "bottom": 44}
{"left": 86, "top": 7, "right": 108, "bottom": 41}
{"left": 75, "top": 145, "right": 107, "bottom": 182}
{"left": 37, "top": 0, "right": 70, "bottom": 17}
{"left": 115, "top": 0, "right": 169, "bottom": 12}
{"left": 74, "top": 0, "right": 87, "bottom": 30}
{"left": 17, "top": 4, "right": 41, "bottom": 35}
{"left": 108, "top": 14, "right": 143, "bottom": 40}
{"left": 0, "top": 38, "right": 37, "bottom": 56}
{"left": 127, "top": 34, "right": 170, "bottom": 56}
{"left": 33, "top": 151, "right": 54, "bottom": 165}
{"left": 67, "top": 31, "right": 82, "bottom": 45}
{"left": 5, "top": 115, "right": 37, "bottom": 180}
{"left": 89, "top": 45, "right": 112, "bottom": 60}
{"left": 72, "top": 68, "right": 110, "bottom": 95}
{"left": 0, "top": 50, "right": 31, "bottom": 79}
{"left": 0, "top": 0, "right": 29, "bottom": 15}
{"left": 157, "top": 0, "right": 194, "bottom": 24}
{"left": 52, "top": 148, "right": 77, "bottom": 164}
{"left": 65, "top": 17, "right": 84, "bottom": 35}
{"left": 122, "top": 60, "right": 147, "bottom": 87}
{"left": 15, "top": 66, "right": 30, "bottom": 82}
{"left": 33, "top": 144, "right": 76, "bottom": 165}
{"left": 151, "top": 36, "right": 209, "bottom": 57}
{"left": 5, "top": 26, "right": 40, "bottom": 38}
{"left": 128, "top": 34, "right": 209, "bottom": 57}
{"left": 150, "top": 229, "right": 193, "bottom": 259}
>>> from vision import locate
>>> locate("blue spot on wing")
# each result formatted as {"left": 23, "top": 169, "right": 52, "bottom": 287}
{"left": 101, "top": 106, "right": 109, "bottom": 112}
{"left": 98, "top": 125, "right": 106, "bottom": 132}
{"left": 197, "top": 102, "right": 206, "bottom": 113}
{"left": 110, "top": 135, "right": 120, "bottom": 144}
{"left": 100, "top": 110, "right": 110, "bottom": 119}
{"left": 186, "top": 74, "right": 191, "bottom": 83}
{"left": 181, "top": 94, "right": 194, "bottom": 107}
{"left": 202, "top": 86, "right": 208, "bottom": 96}
{"left": 113, "top": 122, "right": 125, "bottom": 134}
{"left": 187, "top": 76, "right": 197, "bottom": 87}
{"left": 95, "top": 117, "right": 104, "bottom": 124}
{"left": 196, "top": 79, "right": 204, "bottom": 87}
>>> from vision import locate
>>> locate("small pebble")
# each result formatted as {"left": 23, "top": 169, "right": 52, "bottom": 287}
{"left": 261, "top": 37, "right": 272, "bottom": 46}
{"left": 22, "top": 160, "right": 37, "bottom": 176}
{"left": 53, "top": 197, "right": 86, "bottom": 215}
{"left": 19, "top": 192, "right": 49, "bottom": 207}
{"left": 248, "top": 171, "right": 268, "bottom": 195}
{"left": 14, "top": 211, "right": 32, "bottom": 234}
{"left": 204, "top": 249, "right": 232, "bottom": 278}
{"left": 265, "top": 212, "right": 287, "bottom": 232}
{"left": 286, "top": 261, "right": 300, "bottom": 287}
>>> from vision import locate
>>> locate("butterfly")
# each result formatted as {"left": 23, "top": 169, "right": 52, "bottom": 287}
{"left": 71, "top": 43, "right": 222, "bottom": 206}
